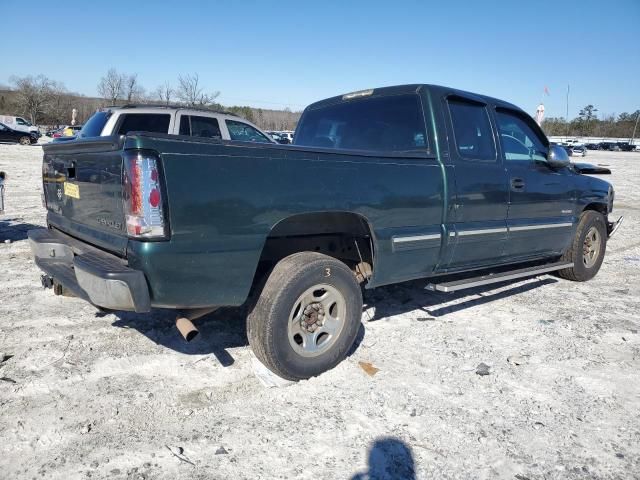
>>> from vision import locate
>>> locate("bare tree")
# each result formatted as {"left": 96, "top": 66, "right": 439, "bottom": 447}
{"left": 46, "top": 84, "right": 74, "bottom": 126}
{"left": 123, "top": 74, "right": 146, "bottom": 103}
{"left": 154, "top": 81, "right": 174, "bottom": 105}
{"left": 176, "top": 73, "right": 219, "bottom": 106}
{"left": 10, "top": 75, "right": 59, "bottom": 124}
{"left": 97, "top": 68, "right": 124, "bottom": 105}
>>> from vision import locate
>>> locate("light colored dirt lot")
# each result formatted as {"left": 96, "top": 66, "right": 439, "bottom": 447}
{"left": 0, "top": 143, "right": 638, "bottom": 480}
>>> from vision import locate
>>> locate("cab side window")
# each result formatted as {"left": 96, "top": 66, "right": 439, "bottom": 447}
{"left": 448, "top": 99, "right": 496, "bottom": 162}
{"left": 226, "top": 120, "right": 271, "bottom": 143}
{"left": 179, "top": 115, "right": 222, "bottom": 139}
{"left": 496, "top": 110, "right": 547, "bottom": 163}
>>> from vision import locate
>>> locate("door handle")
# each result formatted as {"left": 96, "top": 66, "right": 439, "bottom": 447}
{"left": 510, "top": 177, "right": 525, "bottom": 191}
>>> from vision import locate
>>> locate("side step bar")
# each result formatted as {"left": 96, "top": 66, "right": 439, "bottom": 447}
{"left": 425, "top": 261, "right": 573, "bottom": 293}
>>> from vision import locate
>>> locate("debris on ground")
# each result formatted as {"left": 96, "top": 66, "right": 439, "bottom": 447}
{"left": 507, "top": 355, "right": 528, "bottom": 366}
{"left": 358, "top": 361, "right": 380, "bottom": 376}
{"left": 165, "top": 446, "right": 195, "bottom": 466}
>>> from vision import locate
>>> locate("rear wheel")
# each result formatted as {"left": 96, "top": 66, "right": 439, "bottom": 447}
{"left": 247, "top": 252, "right": 363, "bottom": 381}
{"left": 557, "top": 210, "right": 607, "bottom": 281}
{"left": 19, "top": 136, "right": 31, "bottom": 145}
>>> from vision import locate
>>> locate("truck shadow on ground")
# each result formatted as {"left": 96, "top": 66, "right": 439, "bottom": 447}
{"left": 108, "top": 276, "right": 557, "bottom": 368}
{"left": 109, "top": 307, "right": 249, "bottom": 366}
{"left": 0, "top": 220, "right": 43, "bottom": 242}
{"left": 364, "top": 276, "right": 558, "bottom": 321}
{"left": 109, "top": 305, "right": 367, "bottom": 368}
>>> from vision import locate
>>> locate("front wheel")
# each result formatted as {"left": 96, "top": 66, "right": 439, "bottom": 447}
{"left": 556, "top": 210, "right": 607, "bottom": 281}
{"left": 19, "top": 136, "right": 31, "bottom": 145}
{"left": 247, "top": 252, "right": 363, "bottom": 381}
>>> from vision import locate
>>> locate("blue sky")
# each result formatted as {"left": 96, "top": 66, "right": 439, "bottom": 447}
{"left": 1, "top": 0, "right": 638, "bottom": 118}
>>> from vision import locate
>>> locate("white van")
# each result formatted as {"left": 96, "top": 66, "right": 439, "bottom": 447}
{"left": 0, "top": 115, "right": 39, "bottom": 135}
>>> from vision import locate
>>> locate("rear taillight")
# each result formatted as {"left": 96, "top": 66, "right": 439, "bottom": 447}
{"left": 123, "top": 150, "right": 167, "bottom": 239}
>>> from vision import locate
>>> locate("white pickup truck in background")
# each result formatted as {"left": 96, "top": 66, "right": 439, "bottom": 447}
{"left": 0, "top": 115, "right": 40, "bottom": 136}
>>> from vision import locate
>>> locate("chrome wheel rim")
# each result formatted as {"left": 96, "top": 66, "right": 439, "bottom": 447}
{"left": 20, "top": 137, "right": 30, "bottom": 145}
{"left": 582, "top": 226, "right": 601, "bottom": 268}
{"left": 288, "top": 284, "right": 346, "bottom": 358}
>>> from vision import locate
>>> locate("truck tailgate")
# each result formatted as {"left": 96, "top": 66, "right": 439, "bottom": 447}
{"left": 42, "top": 137, "right": 129, "bottom": 256}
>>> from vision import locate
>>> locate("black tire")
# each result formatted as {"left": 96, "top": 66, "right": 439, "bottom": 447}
{"left": 556, "top": 210, "right": 607, "bottom": 281}
{"left": 247, "top": 252, "right": 363, "bottom": 381}
{"left": 19, "top": 136, "right": 31, "bottom": 145}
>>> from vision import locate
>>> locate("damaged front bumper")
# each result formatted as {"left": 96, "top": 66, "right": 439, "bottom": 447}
{"left": 27, "top": 228, "right": 151, "bottom": 312}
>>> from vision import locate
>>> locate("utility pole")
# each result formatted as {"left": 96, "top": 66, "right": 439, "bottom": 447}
{"left": 631, "top": 111, "right": 640, "bottom": 147}
{"left": 565, "top": 84, "right": 570, "bottom": 138}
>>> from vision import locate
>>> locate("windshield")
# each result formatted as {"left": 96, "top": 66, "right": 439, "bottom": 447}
{"left": 295, "top": 94, "right": 428, "bottom": 153}
{"left": 78, "top": 111, "right": 112, "bottom": 138}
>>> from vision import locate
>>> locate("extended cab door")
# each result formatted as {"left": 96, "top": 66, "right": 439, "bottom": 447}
{"left": 495, "top": 108, "right": 576, "bottom": 259}
{"left": 443, "top": 96, "right": 509, "bottom": 270}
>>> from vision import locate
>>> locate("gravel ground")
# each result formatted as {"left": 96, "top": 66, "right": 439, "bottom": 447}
{"left": 0, "top": 142, "right": 638, "bottom": 480}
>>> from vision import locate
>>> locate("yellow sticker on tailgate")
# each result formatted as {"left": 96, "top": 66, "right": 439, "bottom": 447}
{"left": 64, "top": 182, "right": 80, "bottom": 199}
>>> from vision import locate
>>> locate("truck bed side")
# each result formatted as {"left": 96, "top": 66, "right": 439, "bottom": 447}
{"left": 123, "top": 134, "right": 449, "bottom": 307}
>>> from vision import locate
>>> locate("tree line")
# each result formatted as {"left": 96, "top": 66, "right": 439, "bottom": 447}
{"left": 1, "top": 69, "right": 301, "bottom": 131}
{"left": 6, "top": 72, "right": 636, "bottom": 139}
{"left": 542, "top": 104, "right": 640, "bottom": 139}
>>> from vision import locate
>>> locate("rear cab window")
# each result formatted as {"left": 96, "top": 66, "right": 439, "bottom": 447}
{"left": 295, "top": 94, "right": 428, "bottom": 153}
{"left": 116, "top": 114, "right": 171, "bottom": 135}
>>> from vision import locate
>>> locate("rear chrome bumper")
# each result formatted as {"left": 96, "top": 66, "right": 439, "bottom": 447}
{"left": 28, "top": 228, "right": 151, "bottom": 312}
{"left": 608, "top": 215, "right": 624, "bottom": 239}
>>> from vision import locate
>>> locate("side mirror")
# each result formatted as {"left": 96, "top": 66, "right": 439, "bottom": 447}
{"left": 547, "top": 145, "right": 570, "bottom": 168}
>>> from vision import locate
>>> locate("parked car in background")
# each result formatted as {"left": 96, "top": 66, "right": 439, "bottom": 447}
{"left": 0, "top": 122, "right": 38, "bottom": 145}
{"left": 71, "top": 105, "right": 275, "bottom": 143}
{"left": 617, "top": 142, "right": 636, "bottom": 152}
{"left": 0, "top": 115, "right": 40, "bottom": 136}
{"left": 52, "top": 125, "right": 83, "bottom": 138}
{"left": 552, "top": 144, "right": 573, "bottom": 156}
{"left": 571, "top": 145, "right": 587, "bottom": 157}
{"left": 267, "top": 131, "right": 290, "bottom": 144}
{"left": 585, "top": 143, "right": 600, "bottom": 150}
{"left": 598, "top": 142, "right": 620, "bottom": 151}
{"left": 278, "top": 131, "right": 295, "bottom": 143}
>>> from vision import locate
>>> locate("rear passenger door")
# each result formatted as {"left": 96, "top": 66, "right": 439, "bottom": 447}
{"left": 444, "top": 97, "right": 509, "bottom": 270}
{"left": 495, "top": 109, "right": 576, "bottom": 259}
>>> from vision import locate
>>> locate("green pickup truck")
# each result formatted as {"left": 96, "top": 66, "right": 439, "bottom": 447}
{"left": 28, "top": 84, "right": 622, "bottom": 380}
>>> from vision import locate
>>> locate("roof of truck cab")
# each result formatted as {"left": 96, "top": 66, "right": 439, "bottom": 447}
{"left": 303, "top": 84, "right": 524, "bottom": 114}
